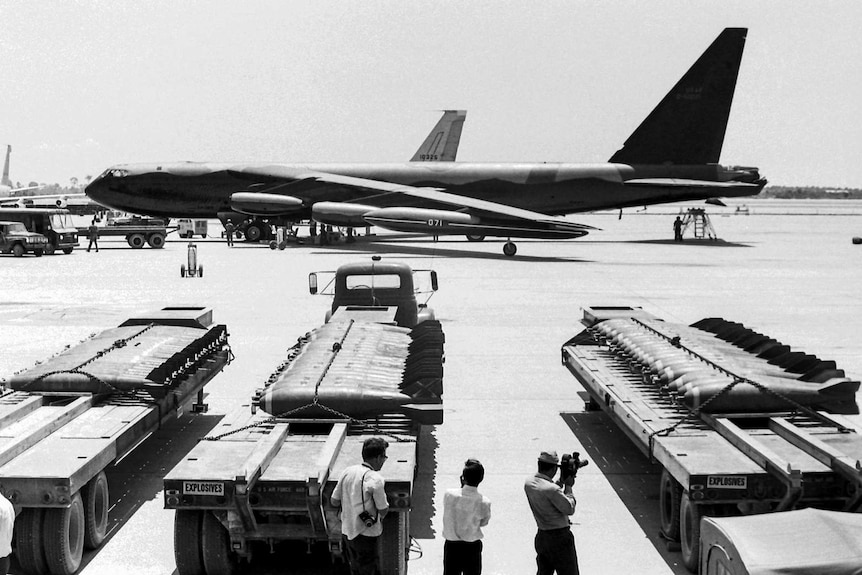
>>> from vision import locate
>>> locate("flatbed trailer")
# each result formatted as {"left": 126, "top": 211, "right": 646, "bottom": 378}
{"left": 561, "top": 306, "right": 862, "bottom": 572}
{"left": 0, "top": 307, "right": 231, "bottom": 575}
{"left": 165, "top": 259, "right": 444, "bottom": 575}
{"left": 77, "top": 223, "right": 168, "bottom": 248}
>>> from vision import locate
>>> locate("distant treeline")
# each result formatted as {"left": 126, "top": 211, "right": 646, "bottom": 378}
{"left": 760, "top": 186, "right": 862, "bottom": 199}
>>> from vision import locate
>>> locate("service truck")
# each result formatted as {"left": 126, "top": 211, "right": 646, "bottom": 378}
{"left": 0, "top": 307, "right": 231, "bottom": 575}
{"left": 164, "top": 258, "right": 444, "bottom": 575}
{"left": 561, "top": 306, "right": 862, "bottom": 572}
{"left": 79, "top": 214, "right": 168, "bottom": 248}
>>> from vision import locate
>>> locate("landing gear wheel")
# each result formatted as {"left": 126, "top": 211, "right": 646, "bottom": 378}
{"left": 466, "top": 234, "right": 485, "bottom": 242}
{"left": 201, "top": 511, "right": 238, "bottom": 575}
{"left": 245, "top": 224, "right": 262, "bottom": 242}
{"left": 128, "top": 234, "right": 145, "bottom": 248}
{"left": 680, "top": 492, "right": 704, "bottom": 572}
{"left": 83, "top": 470, "right": 109, "bottom": 549}
{"left": 659, "top": 468, "right": 682, "bottom": 541}
{"left": 503, "top": 241, "right": 517, "bottom": 257}
{"left": 44, "top": 491, "right": 85, "bottom": 575}
{"left": 147, "top": 233, "right": 166, "bottom": 248}
{"left": 174, "top": 510, "right": 205, "bottom": 575}
{"left": 16, "top": 507, "right": 50, "bottom": 575}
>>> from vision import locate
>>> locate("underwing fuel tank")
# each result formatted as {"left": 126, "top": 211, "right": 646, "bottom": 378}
{"left": 362, "top": 207, "right": 591, "bottom": 239}
{"left": 311, "top": 201, "right": 377, "bottom": 227}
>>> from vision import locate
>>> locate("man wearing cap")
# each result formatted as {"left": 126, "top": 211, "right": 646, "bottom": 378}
{"left": 442, "top": 458, "right": 492, "bottom": 575}
{"left": 524, "top": 450, "right": 579, "bottom": 575}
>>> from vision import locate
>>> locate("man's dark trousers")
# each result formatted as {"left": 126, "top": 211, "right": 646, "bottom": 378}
{"left": 444, "top": 539, "right": 483, "bottom": 575}
{"left": 535, "top": 527, "right": 579, "bottom": 575}
{"left": 343, "top": 534, "right": 380, "bottom": 575}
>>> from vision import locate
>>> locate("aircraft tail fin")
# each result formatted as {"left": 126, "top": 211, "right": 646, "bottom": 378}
{"left": 2, "top": 145, "right": 11, "bottom": 188}
{"left": 609, "top": 28, "right": 747, "bottom": 165}
{"left": 410, "top": 110, "right": 466, "bottom": 162}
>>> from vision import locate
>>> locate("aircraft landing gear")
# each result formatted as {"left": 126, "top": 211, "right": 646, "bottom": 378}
{"left": 503, "top": 241, "right": 517, "bottom": 257}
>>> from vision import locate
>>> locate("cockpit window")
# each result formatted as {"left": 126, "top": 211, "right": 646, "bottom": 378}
{"left": 99, "top": 168, "right": 129, "bottom": 178}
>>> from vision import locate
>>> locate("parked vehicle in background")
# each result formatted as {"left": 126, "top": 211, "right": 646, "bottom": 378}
{"left": 0, "top": 207, "right": 78, "bottom": 254}
{"left": 0, "top": 221, "right": 49, "bottom": 257}
{"left": 177, "top": 218, "right": 207, "bottom": 238}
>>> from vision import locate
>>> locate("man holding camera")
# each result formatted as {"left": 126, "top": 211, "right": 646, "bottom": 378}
{"left": 331, "top": 437, "right": 390, "bottom": 575}
{"left": 442, "top": 458, "right": 492, "bottom": 575}
{"left": 524, "top": 450, "right": 580, "bottom": 575}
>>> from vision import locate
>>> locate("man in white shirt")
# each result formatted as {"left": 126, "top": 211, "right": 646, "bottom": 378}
{"left": 0, "top": 490, "right": 14, "bottom": 574}
{"left": 442, "top": 458, "right": 491, "bottom": 575}
{"left": 331, "top": 437, "right": 390, "bottom": 575}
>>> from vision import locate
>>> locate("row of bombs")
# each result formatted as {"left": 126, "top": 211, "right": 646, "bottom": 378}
{"left": 591, "top": 318, "right": 859, "bottom": 414}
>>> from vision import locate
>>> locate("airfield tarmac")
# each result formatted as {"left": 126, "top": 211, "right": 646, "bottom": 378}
{"left": 1, "top": 200, "right": 862, "bottom": 575}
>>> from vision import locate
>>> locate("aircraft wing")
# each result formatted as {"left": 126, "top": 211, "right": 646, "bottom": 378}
{"left": 226, "top": 166, "right": 597, "bottom": 238}
{"left": 623, "top": 178, "right": 764, "bottom": 190}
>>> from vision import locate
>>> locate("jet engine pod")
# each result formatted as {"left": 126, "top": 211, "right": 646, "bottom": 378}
{"left": 230, "top": 192, "right": 304, "bottom": 216}
{"left": 363, "top": 207, "right": 479, "bottom": 235}
{"left": 311, "top": 202, "right": 377, "bottom": 227}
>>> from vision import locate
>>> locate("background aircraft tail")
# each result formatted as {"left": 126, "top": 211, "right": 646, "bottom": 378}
{"left": 609, "top": 28, "right": 747, "bottom": 165}
{"left": 2, "top": 145, "right": 12, "bottom": 187}
{"left": 410, "top": 110, "right": 466, "bottom": 162}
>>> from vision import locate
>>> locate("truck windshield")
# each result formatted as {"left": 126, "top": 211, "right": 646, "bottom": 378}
{"left": 346, "top": 274, "right": 401, "bottom": 290}
{"left": 5, "top": 223, "right": 27, "bottom": 233}
{"left": 50, "top": 213, "right": 73, "bottom": 229}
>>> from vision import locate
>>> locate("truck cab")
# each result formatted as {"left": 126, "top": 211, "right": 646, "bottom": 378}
{"left": 309, "top": 257, "right": 438, "bottom": 328}
{"left": 0, "top": 221, "right": 49, "bottom": 257}
{"left": 0, "top": 207, "right": 78, "bottom": 254}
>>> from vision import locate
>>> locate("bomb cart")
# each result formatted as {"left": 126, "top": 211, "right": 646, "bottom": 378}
{"left": 0, "top": 306, "right": 231, "bottom": 575}
{"left": 164, "top": 258, "right": 445, "bottom": 575}
{"left": 561, "top": 306, "right": 862, "bottom": 572}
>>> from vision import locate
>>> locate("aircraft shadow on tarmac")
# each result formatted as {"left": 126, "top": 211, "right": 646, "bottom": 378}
{"left": 561, "top": 410, "right": 691, "bottom": 575}
{"left": 303, "top": 239, "right": 592, "bottom": 263}
{"left": 63, "top": 412, "right": 226, "bottom": 574}
{"left": 619, "top": 238, "right": 753, "bottom": 248}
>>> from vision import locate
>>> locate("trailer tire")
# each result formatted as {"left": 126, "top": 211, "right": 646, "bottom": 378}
{"left": 659, "top": 468, "right": 682, "bottom": 541}
{"left": 680, "top": 492, "right": 704, "bottom": 573}
{"left": 174, "top": 510, "right": 205, "bottom": 575}
{"left": 245, "top": 223, "right": 263, "bottom": 242}
{"left": 44, "top": 491, "right": 85, "bottom": 575}
{"left": 128, "top": 234, "right": 145, "bottom": 249}
{"left": 16, "top": 507, "right": 50, "bottom": 575}
{"left": 201, "top": 511, "right": 238, "bottom": 575}
{"left": 147, "top": 233, "right": 166, "bottom": 248}
{"left": 83, "top": 471, "right": 109, "bottom": 549}
{"left": 377, "top": 512, "right": 408, "bottom": 575}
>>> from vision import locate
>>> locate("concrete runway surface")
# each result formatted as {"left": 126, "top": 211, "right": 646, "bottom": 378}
{"left": 1, "top": 201, "right": 861, "bottom": 574}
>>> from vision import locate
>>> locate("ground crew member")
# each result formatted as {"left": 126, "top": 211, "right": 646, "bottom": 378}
{"left": 331, "top": 437, "right": 390, "bottom": 575}
{"left": 443, "top": 458, "right": 491, "bottom": 575}
{"left": 524, "top": 450, "right": 579, "bottom": 575}
{"left": 224, "top": 223, "right": 235, "bottom": 247}
{"left": 673, "top": 216, "right": 684, "bottom": 242}
{"left": 86, "top": 219, "right": 99, "bottom": 252}
{"left": 0, "top": 490, "right": 14, "bottom": 574}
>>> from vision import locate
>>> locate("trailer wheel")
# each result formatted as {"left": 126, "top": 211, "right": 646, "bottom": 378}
{"left": 659, "top": 468, "right": 682, "bottom": 541}
{"left": 148, "top": 233, "right": 166, "bottom": 248}
{"left": 201, "top": 511, "right": 238, "bottom": 575}
{"left": 377, "top": 512, "right": 408, "bottom": 575}
{"left": 245, "top": 223, "right": 263, "bottom": 242}
{"left": 680, "top": 492, "right": 704, "bottom": 572}
{"left": 83, "top": 470, "right": 109, "bottom": 549}
{"left": 127, "top": 234, "right": 145, "bottom": 248}
{"left": 16, "top": 507, "right": 49, "bottom": 575}
{"left": 174, "top": 510, "right": 205, "bottom": 575}
{"left": 44, "top": 491, "right": 85, "bottom": 575}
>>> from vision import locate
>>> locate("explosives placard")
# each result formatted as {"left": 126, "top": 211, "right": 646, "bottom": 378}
{"left": 183, "top": 481, "right": 225, "bottom": 496}
{"left": 707, "top": 475, "right": 747, "bottom": 489}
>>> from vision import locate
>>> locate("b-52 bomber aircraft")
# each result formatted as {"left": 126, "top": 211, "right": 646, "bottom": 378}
{"left": 86, "top": 28, "right": 765, "bottom": 256}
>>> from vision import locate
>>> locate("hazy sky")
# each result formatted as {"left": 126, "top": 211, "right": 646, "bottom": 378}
{"left": 2, "top": 0, "right": 861, "bottom": 188}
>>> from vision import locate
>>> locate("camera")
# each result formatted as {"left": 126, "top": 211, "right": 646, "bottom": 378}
{"left": 358, "top": 510, "right": 377, "bottom": 528}
{"left": 559, "top": 452, "right": 589, "bottom": 483}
